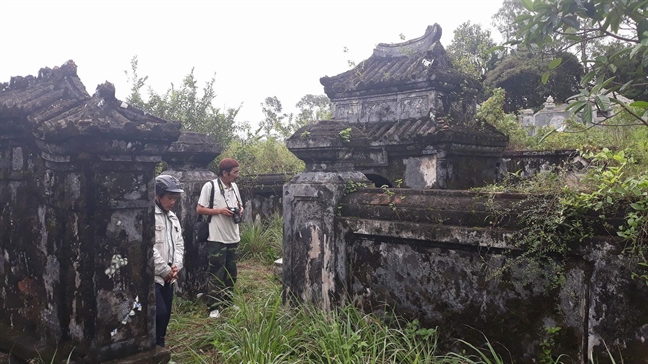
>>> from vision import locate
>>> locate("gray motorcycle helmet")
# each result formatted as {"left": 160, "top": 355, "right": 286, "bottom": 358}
{"left": 155, "top": 175, "right": 184, "bottom": 196}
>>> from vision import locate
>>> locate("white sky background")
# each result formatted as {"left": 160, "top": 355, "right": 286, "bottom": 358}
{"left": 0, "top": 0, "right": 504, "bottom": 126}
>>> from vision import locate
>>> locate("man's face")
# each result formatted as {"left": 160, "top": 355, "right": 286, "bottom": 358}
{"left": 222, "top": 167, "right": 240, "bottom": 184}
{"left": 157, "top": 192, "right": 181, "bottom": 212}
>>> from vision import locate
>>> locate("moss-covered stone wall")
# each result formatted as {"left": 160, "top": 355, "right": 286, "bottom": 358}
{"left": 282, "top": 184, "right": 648, "bottom": 363}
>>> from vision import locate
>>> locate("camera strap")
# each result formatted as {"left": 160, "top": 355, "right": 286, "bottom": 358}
{"left": 217, "top": 178, "right": 241, "bottom": 210}
{"left": 206, "top": 180, "right": 215, "bottom": 223}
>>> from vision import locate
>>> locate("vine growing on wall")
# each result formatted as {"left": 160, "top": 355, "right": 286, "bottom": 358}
{"left": 480, "top": 148, "right": 648, "bottom": 287}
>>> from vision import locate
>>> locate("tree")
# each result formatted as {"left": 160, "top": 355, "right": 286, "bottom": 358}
{"left": 124, "top": 56, "right": 239, "bottom": 146}
{"left": 295, "top": 94, "right": 331, "bottom": 126}
{"left": 124, "top": 56, "right": 148, "bottom": 107}
{"left": 512, "top": 0, "right": 648, "bottom": 127}
{"left": 257, "top": 96, "right": 294, "bottom": 139}
{"left": 257, "top": 94, "right": 331, "bottom": 139}
{"left": 485, "top": 51, "right": 583, "bottom": 112}
{"left": 476, "top": 88, "right": 529, "bottom": 150}
{"left": 492, "top": 0, "right": 575, "bottom": 52}
{"left": 221, "top": 136, "right": 304, "bottom": 177}
{"left": 492, "top": 0, "right": 529, "bottom": 43}
{"left": 446, "top": 21, "right": 499, "bottom": 80}
{"left": 591, "top": 41, "right": 648, "bottom": 101}
{"left": 224, "top": 94, "right": 324, "bottom": 177}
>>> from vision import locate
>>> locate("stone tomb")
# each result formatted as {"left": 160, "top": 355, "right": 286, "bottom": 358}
{"left": 288, "top": 24, "right": 508, "bottom": 190}
{"left": 0, "top": 61, "right": 180, "bottom": 363}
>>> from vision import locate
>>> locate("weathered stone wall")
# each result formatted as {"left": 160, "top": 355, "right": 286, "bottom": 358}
{"left": 238, "top": 174, "right": 288, "bottom": 223}
{"left": 519, "top": 99, "right": 571, "bottom": 135}
{"left": 282, "top": 183, "right": 648, "bottom": 363}
{"left": 282, "top": 171, "right": 370, "bottom": 306}
{"left": 287, "top": 119, "right": 508, "bottom": 191}
{"left": 332, "top": 91, "right": 441, "bottom": 123}
{"left": 502, "top": 149, "right": 582, "bottom": 178}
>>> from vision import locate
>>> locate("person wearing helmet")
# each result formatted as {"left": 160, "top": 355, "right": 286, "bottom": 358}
{"left": 196, "top": 158, "right": 243, "bottom": 319}
{"left": 154, "top": 174, "right": 185, "bottom": 347}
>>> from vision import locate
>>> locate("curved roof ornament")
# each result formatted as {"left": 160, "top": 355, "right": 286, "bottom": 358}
{"left": 373, "top": 24, "right": 442, "bottom": 58}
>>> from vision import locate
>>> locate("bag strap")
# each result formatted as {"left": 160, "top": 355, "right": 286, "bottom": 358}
{"left": 206, "top": 180, "right": 215, "bottom": 223}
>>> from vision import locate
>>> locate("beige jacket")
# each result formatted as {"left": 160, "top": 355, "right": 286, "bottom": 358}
{"left": 154, "top": 205, "right": 184, "bottom": 285}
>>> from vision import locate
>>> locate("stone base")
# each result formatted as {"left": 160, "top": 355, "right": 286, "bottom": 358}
{"left": 104, "top": 347, "right": 170, "bottom": 364}
{"left": 0, "top": 345, "right": 169, "bottom": 364}
{"left": 0, "top": 323, "right": 169, "bottom": 364}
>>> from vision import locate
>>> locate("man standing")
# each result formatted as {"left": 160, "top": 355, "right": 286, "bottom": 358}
{"left": 196, "top": 158, "right": 243, "bottom": 318}
{"left": 154, "top": 175, "right": 185, "bottom": 347}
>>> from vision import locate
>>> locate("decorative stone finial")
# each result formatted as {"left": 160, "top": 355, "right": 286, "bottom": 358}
{"left": 95, "top": 82, "right": 116, "bottom": 100}
{"left": 544, "top": 96, "right": 555, "bottom": 110}
{"left": 373, "top": 24, "right": 443, "bottom": 58}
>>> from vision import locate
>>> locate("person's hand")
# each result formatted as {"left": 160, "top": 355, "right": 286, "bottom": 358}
{"left": 164, "top": 271, "right": 174, "bottom": 282}
{"left": 171, "top": 265, "right": 179, "bottom": 274}
{"left": 217, "top": 207, "right": 234, "bottom": 216}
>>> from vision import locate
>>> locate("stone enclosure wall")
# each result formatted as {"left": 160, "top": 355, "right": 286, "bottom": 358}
{"left": 282, "top": 172, "right": 648, "bottom": 363}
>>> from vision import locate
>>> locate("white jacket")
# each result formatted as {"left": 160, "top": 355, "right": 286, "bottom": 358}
{"left": 154, "top": 205, "right": 184, "bottom": 285}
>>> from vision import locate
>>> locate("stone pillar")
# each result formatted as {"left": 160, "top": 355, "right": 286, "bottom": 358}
{"left": 161, "top": 131, "right": 221, "bottom": 296}
{"left": 36, "top": 137, "right": 169, "bottom": 363}
{"left": 0, "top": 65, "right": 179, "bottom": 363}
{"left": 283, "top": 169, "right": 368, "bottom": 309}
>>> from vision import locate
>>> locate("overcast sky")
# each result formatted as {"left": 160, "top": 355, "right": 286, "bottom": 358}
{"left": 0, "top": 0, "right": 504, "bottom": 125}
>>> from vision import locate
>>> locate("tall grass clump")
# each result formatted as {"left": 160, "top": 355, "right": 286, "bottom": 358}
{"left": 168, "top": 270, "right": 450, "bottom": 364}
{"left": 207, "top": 291, "right": 298, "bottom": 364}
{"left": 199, "top": 293, "right": 442, "bottom": 363}
{"left": 238, "top": 213, "right": 283, "bottom": 265}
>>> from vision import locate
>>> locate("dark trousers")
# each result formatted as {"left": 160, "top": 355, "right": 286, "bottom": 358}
{"left": 207, "top": 241, "right": 239, "bottom": 311}
{"left": 155, "top": 282, "right": 174, "bottom": 347}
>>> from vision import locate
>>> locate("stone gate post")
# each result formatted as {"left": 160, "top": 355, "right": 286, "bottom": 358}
{"left": 283, "top": 171, "right": 368, "bottom": 310}
{"left": 283, "top": 121, "right": 370, "bottom": 310}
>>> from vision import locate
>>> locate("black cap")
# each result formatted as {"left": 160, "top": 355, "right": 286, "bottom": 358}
{"left": 155, "top": 175, "right": 184, "bottom": 195}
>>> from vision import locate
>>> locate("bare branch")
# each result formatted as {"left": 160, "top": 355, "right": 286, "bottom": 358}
{"left": 601, "top": 29, "right": 639, "bottom": 44}
{"left": 618, "top": 102, "right": 648, "bottom": 127}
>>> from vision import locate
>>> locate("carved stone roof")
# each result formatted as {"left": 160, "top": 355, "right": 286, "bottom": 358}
{"left": 163, "top": 131, "right": 222, "bottom": 168}
{"left": 288, "top": 117, "right": 506, "bottom": 152}
{"left": 360, "top": 117, "right": 506, "bottom": 146}
{"left": 320, "top": 24, "right": 467, "bottom": 100}
{"left": 0, "top": 60, "right": 181, "bottom": 141}
{"left": 0, "top": 61, "right": 88, "bottom": 134}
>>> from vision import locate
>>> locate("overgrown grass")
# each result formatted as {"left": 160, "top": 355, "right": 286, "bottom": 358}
{"left": 166, "top": 263, "right": 513, "bottom": 364}
{"left": 238, "top": 213, "right": 283, "bottom": 265}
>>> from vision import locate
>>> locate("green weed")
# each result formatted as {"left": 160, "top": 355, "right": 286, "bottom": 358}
{"left": 238, "top": 213, "right": 283, "bottom": 265}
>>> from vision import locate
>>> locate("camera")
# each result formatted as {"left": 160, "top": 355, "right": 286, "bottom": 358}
{"left": 230, "top": 207, "right": 242, "bottom": 224}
